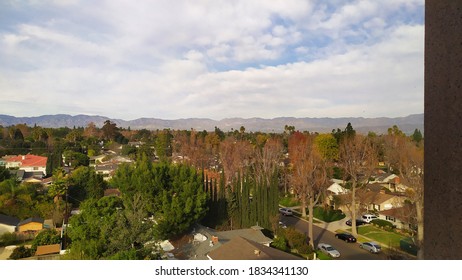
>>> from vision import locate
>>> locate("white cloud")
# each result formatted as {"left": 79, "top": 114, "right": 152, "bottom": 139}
{"left": 0, "top": 0, "right": 424, "bottom": 120}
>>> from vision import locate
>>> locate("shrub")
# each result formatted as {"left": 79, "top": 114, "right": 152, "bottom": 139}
{"left": 400, "top": 238, "right": 419, "bottom": 256}
{"left": 31, "top": 229, "right": 61, "bottom": 251}
{"left": 8, "top": 246, "right": 34, "bottom": 260}
{"left": 271, "top": 235, "right": 288, "bottom": 252}
{"left": 0, "top": 232, "right": 18, "bottom": 246}
{"left": 370, "top": 219, "right": 395, "bottom": 231}
{"left": 284, "top": 227, "right": 308, "bottom": 249}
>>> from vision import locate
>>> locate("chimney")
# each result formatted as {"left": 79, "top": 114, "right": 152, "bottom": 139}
{"left": 212, "top": 236, "right": 218, "bottom": 244}
{"left": 379, "top": 189, "right": 386, "bottom": 194}
{"left": 22, "top": 155, "right": 26, "bottom": 160}
{"left": 254, "top": 250, "right": 260, "bottom": 256}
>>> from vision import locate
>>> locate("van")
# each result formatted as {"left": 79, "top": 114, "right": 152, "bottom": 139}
{"left": 361, "top": 214, "right": 378, "bottom": 223}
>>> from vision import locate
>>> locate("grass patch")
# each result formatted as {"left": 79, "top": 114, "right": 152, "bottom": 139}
{"left": 279, "top": 196, "right": 299, "bottom": 207}
{"left": 312, "top": 207, "right": 345, "bottom": 222}
{"left": 353, "top": 225, "right": 407, "bottom": 248}
{"left": 316, "top": 251, "right": 332, "bottom": 260}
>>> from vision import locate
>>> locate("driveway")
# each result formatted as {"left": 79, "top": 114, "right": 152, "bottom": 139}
{"left": 0, "top": 246, "right": 14, "bottom": 260}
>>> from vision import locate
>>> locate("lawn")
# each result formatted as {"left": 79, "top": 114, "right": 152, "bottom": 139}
{"left": 312, "top": 207, "right": 345, "bottom": 222}
{"left": 353, "top": 225, "right": 406, "bottom": 248}
{"left": 279, "top": 196, "right": 299, "bottom": 207}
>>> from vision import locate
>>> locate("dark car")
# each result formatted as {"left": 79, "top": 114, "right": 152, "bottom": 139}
{"left": 345, "top": 219, "right": 367, "bottom": 226}
{"left": 335, "top": 232, "right": 357, "bottom": 243}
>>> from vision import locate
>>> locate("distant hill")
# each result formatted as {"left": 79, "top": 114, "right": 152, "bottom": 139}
{"left": 0, "top": 113, "right": 423, "bottom": 135}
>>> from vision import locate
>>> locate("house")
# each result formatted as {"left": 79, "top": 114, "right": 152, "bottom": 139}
{"left": 17, "top": 217, "right": 44, "bottom": 233}
{"left": 372, "top": 172, "right": 402, "bottom": 192}
{"left": 171, "top": 225, "right": 281, "bottom": 260}
{"left": 0, "top": 214, "right": 20, "bottom": 234}
{"left": 207, "top": 236, "right": 303, "bottom": 260}
{"left": 89, "top": 155, "right": 106, "bottom": 167}
{"left": 358, "top": 190, "right": 405, "bottom": 212}
{"left": 210, "top": 226, "right": 273, "bottom": 247}
{"left": 327, "top": 182, "right": 349, "bottom": 195}
{"left": 378, "top": 206, "right": 416, "bottom": 230}
{"left": 95, "top": 163, "right": 119, "bottom": 180}
{"left": 128, "top": 141, "right": 145, "bottom": 148}
{"left": 330, "top": 189, "right": 405, "bottom": 214}
{"left": 5, "top": 154, "right": 48, "bottom": 177}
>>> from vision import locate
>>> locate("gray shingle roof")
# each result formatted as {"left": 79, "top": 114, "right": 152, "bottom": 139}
{"left": 0, "top": 214, "right": 20, "bottom": 226}
{"left": 18, "top": 217, "right": 44, "bottom": 226}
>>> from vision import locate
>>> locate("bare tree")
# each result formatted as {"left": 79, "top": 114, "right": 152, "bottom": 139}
{"left": 338, "top": 134, "right": 377, "bottom": 237}
{"left": 254, "top": 137, "right": 283, "bottom": 186}
{"left": 289, "top": 132, "right": 330, "bottom": 248}
{"left": 219, "top": 138, "right": 253, "bottom": 186}
{"left": 386, "top": 134, "right": 424, "bottom": 259}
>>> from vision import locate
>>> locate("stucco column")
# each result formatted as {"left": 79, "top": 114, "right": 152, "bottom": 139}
{"left": 425, "top": 0, "right": 462, "bottom": 259}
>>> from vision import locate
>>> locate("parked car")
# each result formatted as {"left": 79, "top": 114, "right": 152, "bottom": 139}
{"left": 346, "top": 219, "right": 367, "bottom": 226}
{"left": 361, "top": 214, "right": 378, "bottom": 223}
{"left": 360, "top": 242, "right": 382, "bottom": 253}
{"left": 279, "top": 208, "right": 293, "bottom": 216}
{"left": 317, "top": 243, "right": 340, "bottom": 258}
{"left": 335, "top": 232, "right": 357, "bottom": 243}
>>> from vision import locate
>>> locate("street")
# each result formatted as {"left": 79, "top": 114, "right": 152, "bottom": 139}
{"left": 280, "top": 215, "right": 385, "bottom": 260}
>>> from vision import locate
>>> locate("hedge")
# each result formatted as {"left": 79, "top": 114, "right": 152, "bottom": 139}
{"left": 370, "top": 219, "right": 395, "bottom": 231}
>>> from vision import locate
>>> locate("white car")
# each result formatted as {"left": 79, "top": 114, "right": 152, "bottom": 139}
{"left": 279, "top": 208, "right": 293, "bottom": 216}
{"left": 361, "top": 214, "right": 378, "bottom": 223}
{"left": 360, "top": 242, "right": 382, "bottom": 253}
{"left": 317, "top": 243, "right": 340, "bottom": 258}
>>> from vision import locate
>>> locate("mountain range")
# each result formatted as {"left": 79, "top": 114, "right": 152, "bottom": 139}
{"left": 0, "top": 113, "right": 423, "bottom": 134}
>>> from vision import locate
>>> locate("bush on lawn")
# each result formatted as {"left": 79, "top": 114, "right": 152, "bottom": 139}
{"left": 278, "top": 227, "right": 313, "bottom": 255}
{"left": 271, "top": 235, "right": 288, "bottom": 252}
{"left": 370, "top": 219, "right": 395, "bottom": 231}
{"left": 400, "top": 238, "right": 419, "bottom": 256}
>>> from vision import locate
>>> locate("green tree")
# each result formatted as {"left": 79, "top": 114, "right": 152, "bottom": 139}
{"left": 155, "top": 164, "right": 207, "bottom": 239}
{"left": 0, "top": 166, "right": 10, "bottom": 182}
{"left": 48, "top": 168, "right": 67, "bottom": 204}
{"left": 155, "top": 129, "right": 172, "bottom": 160}
{"left": 67, "top": 196, "right": 123, "bottom": 259}
{"left": 68, "top": 166, "right": 106, "bottom": 204}
{"left": 411, "top": 129, "right": 423, "bottom": 144}
{"left": 107, "top": 193, "right": 154, "bottom": 258}
{"left": 102, "top": 120, "right": 118, "bottom": 141}
{"left": 63, "top": 150, "right": 89, "bottom": 167}
{"left": 314, "top": 133, "right": 339, "bottom": 161}
{"left": 31, "top": 229, "right": 61, "bottom": 251}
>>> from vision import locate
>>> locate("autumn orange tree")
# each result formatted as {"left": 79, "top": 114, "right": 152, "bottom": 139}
{"left": 289, "top": 132, "right": 330, "bottom": 248}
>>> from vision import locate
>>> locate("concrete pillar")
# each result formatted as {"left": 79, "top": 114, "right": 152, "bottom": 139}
{"left": 425, "top": 0, "right": 462, "bottom": 259}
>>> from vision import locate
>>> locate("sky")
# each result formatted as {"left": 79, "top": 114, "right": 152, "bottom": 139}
{"left": 0, "top": 0, "right": 424, "bottom": 120}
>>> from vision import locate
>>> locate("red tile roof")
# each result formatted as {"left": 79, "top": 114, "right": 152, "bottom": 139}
{"left": 6, "top": 154, "right": 47, "bottom": 167}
